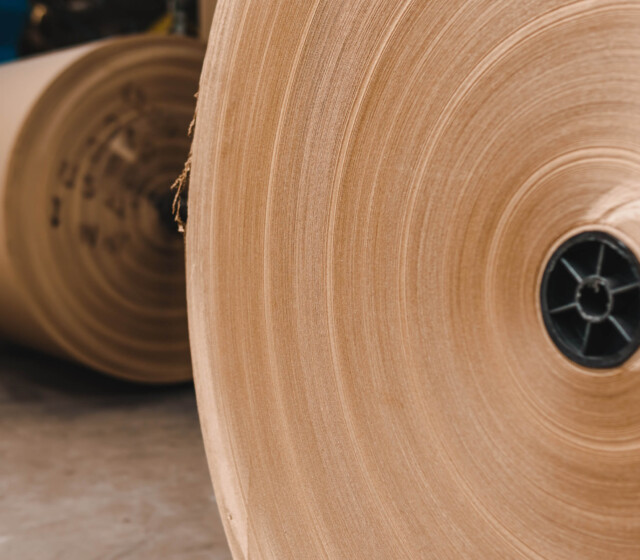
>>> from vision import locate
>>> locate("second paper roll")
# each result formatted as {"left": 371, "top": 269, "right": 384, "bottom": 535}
{"left": 0, "top": 36, "right": 204, "bottom": 382}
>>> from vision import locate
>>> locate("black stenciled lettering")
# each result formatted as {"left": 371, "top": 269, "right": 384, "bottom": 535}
{"left": 103, "top": 113, "right": 118, "bottom": 126}
{"left": 82, "top": 174, "right": 96, "bottom": 199}
{"left": 79, "top": 224, "right": 99, "bottom": 248}
{"left": 103, "top": 232, "right": 131, "bottom": 255}
{"left": 50, "top": 196, "right": 61, "bottom": 228}
{"left": 62, "top": 163, "right": 78, "bottom": 189}
{"left": 105, "top": 195, "right": 126, "bottom": 220}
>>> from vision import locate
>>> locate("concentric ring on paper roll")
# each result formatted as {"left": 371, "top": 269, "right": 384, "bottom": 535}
{"left": 4, "top": 36, "right": 203, "bottom": 382}
{"left": 188, "top": 1, "right": 640, "bottom": 558}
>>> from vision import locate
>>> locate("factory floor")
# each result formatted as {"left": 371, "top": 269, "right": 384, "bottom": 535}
{"left": 0, "top": 345, "right": 231, "bottom": 560}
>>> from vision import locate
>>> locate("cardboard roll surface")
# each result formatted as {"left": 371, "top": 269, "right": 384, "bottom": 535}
{"left": 0, "top": 36, "right": 204, "bottom": 382}
{"left": 187, "top": 1, "right": 640, "bottom": 558}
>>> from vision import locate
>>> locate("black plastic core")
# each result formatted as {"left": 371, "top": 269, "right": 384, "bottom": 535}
{"left": 540, "top": 231, "right": 640, "bottom": 369}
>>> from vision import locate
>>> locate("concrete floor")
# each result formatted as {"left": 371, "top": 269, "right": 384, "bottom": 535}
{"left": 0, "top": 344, "right": 231, "bottom": 560}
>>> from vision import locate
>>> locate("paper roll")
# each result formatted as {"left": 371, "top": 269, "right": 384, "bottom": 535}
{"left": 188, "top": 1, "right": 640, "bottom": 558}
{"left": 0, "top": 36, "right": 204, "bottom": 382}
{"left": 199, "top": 0, "right": 217, "bottom": 41}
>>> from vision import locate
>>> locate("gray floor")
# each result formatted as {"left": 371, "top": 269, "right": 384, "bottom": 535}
{"left": 0, "top": 344, "right": 231, "bottom": 560}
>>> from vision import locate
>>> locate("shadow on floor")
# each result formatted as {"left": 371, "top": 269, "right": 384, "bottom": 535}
{"left": 0, "top": 343, "right": 188, "bottom": 402}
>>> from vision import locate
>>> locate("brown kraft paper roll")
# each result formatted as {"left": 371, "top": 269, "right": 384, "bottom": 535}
{"left": 187, "top": 1, "right": 640, "bottom": 558}
{"left": 0, "top": 36, "right": 204, "bottom": 382}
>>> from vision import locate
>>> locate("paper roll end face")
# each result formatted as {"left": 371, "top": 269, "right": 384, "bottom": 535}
{"left": 1, "top": 36, "right": 205, "bottom": 382}
{"left": 188, "top": 1, "right": 640, "bottom": 557}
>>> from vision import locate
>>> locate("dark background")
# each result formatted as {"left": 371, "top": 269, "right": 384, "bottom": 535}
{"left": 1, "top": 0, "right": 198, "bottom": 61}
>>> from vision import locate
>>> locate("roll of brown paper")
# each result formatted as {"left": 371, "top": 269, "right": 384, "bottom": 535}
{"left": 188, "top": 1, "right": 640, "bottom": 558}
{"left": 0, "top": 36, "right": 203, "bottom": 382}
{"left": 198, "top": 0, "right": 217, "bottom": 40}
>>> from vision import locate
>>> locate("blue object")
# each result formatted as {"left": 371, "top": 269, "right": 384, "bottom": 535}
{"left": 0, "top": 0, "right": 29, "bottom": 62}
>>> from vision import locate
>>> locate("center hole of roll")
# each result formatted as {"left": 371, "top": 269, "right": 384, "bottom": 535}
{"left": 576, "top": 277, "right": 611, "bottom": 322}
{"left": 540, "top": 230, "right": 640, "bottom": 368}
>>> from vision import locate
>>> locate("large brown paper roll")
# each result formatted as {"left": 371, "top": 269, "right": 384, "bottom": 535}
{"left": 0, "top": 36, "right": 203, "bottom": 382}
{"left": 198, "top": 0, "right": 217, "bottom": 40}
{"left": 188, "top": 0, "right": 640, "bottom": 558}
